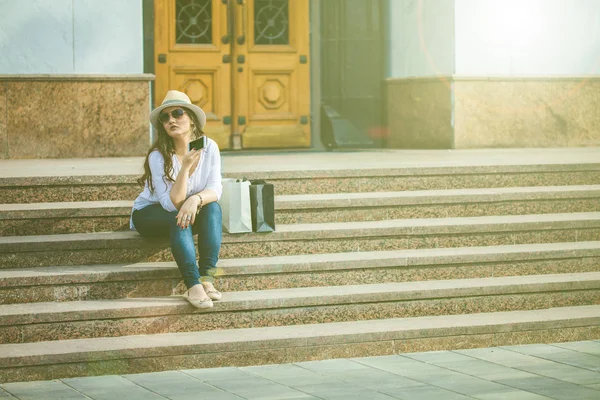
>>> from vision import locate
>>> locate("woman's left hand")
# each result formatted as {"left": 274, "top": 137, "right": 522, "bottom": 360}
{"left": 176, "top": 196, "right": 200, "bottom": 229}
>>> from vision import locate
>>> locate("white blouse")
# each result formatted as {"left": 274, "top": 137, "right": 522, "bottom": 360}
{"left": 130, "top": 137, "right": 222, "bottom": 230}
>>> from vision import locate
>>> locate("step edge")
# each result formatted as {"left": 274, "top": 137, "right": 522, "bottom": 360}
{"left": 2, "top": 273, "right": 599, "bottom": 326}
{"left": 2, "top": 186, "right": 600, "bottom": 216}
{"left": 2, "top": 212, "right": 600, "bottom": 250}
{"left": 1, "top": 242, "right": 600, "bottom": 283}
{"left": 2, "top": 163, "right": 600, "bottom": 186}
{"left": 1, "top": 305, "right": 599, "bottom": 367}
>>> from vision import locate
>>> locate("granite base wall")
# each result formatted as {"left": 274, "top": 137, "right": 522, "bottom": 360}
{"left": 385, "top": 78, "right": 453, "bottom": 149}
{"left": 385, "top": 76, "right": 600, "bottom": 149}
{"left": 0, "top": 75, "right": 153, "bottom": 159}
{"left": 454, "top": 77, "right": 600, "bottom": 148}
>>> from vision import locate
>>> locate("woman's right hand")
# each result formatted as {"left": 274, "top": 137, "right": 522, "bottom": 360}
{"left": 181, "top": 148, "right": 201, "bottom": 172}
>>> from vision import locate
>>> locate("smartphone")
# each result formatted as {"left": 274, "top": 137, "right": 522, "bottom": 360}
{"left": 188, "top": 136, "right": 206, "bottom": 152}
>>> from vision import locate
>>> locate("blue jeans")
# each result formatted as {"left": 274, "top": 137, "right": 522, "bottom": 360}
{"left": 132, "top": 202, "right": 222, "bottom": 288}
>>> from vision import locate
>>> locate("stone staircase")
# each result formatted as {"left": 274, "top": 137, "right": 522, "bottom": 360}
{"left": 1, "top": 153, "right": 600, "bottom": 384}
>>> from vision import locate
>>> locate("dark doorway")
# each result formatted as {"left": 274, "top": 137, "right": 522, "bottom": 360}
{"left": 320, "top": 0, "right": 389, "bottom": 149}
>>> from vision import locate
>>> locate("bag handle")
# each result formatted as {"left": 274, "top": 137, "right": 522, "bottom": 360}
{"left": 236, "top": 178, "right": 268, "bottom": 185}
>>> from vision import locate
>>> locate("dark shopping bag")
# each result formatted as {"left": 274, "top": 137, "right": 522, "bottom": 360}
{"left": 249, "top": 180, "right": 275, "bottom": 233}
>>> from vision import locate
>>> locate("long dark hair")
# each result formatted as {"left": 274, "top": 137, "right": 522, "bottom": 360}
{"left": 138, "top": 108, "right": 204, "bottom": 192}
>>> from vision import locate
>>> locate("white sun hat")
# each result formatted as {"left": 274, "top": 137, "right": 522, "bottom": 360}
{"left": 149, "top": 90, "right": 207, "bottom": 129}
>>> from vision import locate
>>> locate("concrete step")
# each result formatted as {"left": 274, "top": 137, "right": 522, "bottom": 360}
{"left": 1, "top": 305, "right": 599, "bottom": 383}
{"left": 2, "top": 242, "right": 600, "bottom": 305}
{"left": 2, "top": 162, "right": 600, "bottom": 204}
{"left": 2, "top": 185, "right": 599, "bottom": 236}
{"left": 1, "top": 212, "right": 599, "bottom": 269}
{"left": 2, "top": 272, "right": 599, "bottom": 345}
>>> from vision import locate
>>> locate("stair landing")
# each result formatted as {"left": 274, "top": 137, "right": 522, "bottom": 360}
{"left": 2, "top": 148, "right": 600, "bottom": 179}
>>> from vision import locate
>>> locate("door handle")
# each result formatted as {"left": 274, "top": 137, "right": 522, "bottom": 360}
{"left": 236, "top": 0, "right": 246, "bottom": 45}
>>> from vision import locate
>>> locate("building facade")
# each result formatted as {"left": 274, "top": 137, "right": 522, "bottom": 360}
{"left": 0, "top": 0, "right": 598, "bottom": 158}
{"left": 388, "top": 0, "right": 600, "bottom": 149}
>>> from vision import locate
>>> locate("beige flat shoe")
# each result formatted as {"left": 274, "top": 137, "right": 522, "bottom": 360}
{"left": 202, "top": 283, "right": 222, "bottom": 301}
{"left": 205, "top": 288, "right": 222, "bottom": 301}
{"left": 184, "top": 291, "right": 213, "bottom": 309}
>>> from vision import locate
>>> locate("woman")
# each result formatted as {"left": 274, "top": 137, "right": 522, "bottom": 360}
{"left": 130, "top": 90, "right": 223, "bottom": 309}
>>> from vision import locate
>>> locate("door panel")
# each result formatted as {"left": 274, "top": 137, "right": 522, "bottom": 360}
{"left": 236, "top": 0, "right": 310, "bottom": 148}
{"left": 155, "top": 0, "right": 231, "bottom": 149}
{"left": 155, "top": 0, "right": 310, "bottom": 149}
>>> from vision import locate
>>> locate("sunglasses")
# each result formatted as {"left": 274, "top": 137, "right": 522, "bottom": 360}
{"left": 158, "top": 108, "right": 187, "bottom": 124}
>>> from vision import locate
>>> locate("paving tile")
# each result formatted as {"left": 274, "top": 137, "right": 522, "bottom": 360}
{"left": 349, "top": 354, "right": 415, "bottom": 368}
{"left": 62, "top": 375, "right": 166, "bottom": 400}
{"left": 301, "top": 364, "right": 424, "bottom": 391}
{"left": 476, "top": 392, "right": 552, "bottom": 400}
{"left": 401, "top": 350, "right": 475, "bottom": 364}
{"left": 263, "top": 397, "right": 318, "bottom": 400}
{"left": 241, "top": 364, "right": 341, "bottom": 386}
{"left": 415, "top": 373, "right": 516, "bottom": 397}
{"left": 496, "top": 376, "right": 600, "bottom": 400}
{"left": 352, "top": 355, "right": 513, "bottom": 397}
{"left": 447, "top": 348, "right": 600, "bottom": 385}
{"left": 375, "top": 363, "right": 464, "bottom": 382}
{"left": 0, "top": 387, "right": 16, "bottom": 398}
{"left": 374, "top": 384, "right": 474, "bottom": 400}
{"left": 516, "top": 362, "right": 600, "bottom": 385}
{"left": 291, "top": 382, "right": 398, "bottom": 400}
{"left": 551, "top": 341, "right": 600, "bottom": 356}
{"left": 144, "top": 392, "right": 245, "bottom": 400}
{"left": 584, "top": 383, "right": 600, "bottom": 390}
{"left": 295, "top": 358, "right": 374, "bottom": 373}
{"left": 352, "top": 355, "right": 449, "bottom": 377}
{"left": 455, "top": 347, "right": 555, "bottom": 368}
{"left": 200, "top": 376, "right": 279, "bottom": 390}
{"left": 180, "top": 367, "right": 256, "bottom": 381}
{"left": 501, "top": 344, "right": 579, "bottom": 356}
{"left": 431, "top": 359, "right": 537, "bottom": 381}
{"left": 123, "top": 371, "right": 244, "bottom": 399}
{"left": 501, "top": 344, "right": 600, "bottom": 371}
{"left": 1, "top": 380, "right": 89, "bottom": 400}
{"left": 364, "top": 381, "right": 430, "bottom": 398}
{"left": 203, "top": 377, "right": 311, "bottom": 400}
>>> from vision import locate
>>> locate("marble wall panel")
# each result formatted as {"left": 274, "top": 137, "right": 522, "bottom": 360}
{"left": 3, "top": 78, "right": 151, "bottom": 158}
{"left": 454, "top": 78, "right": 600, "bottom": 148}
{"left": 386, "top": 78, "right": 453, "bottom": 149}
{"left": 0, "top": 0, "right": 74, "bottom": 74}
{"left": 74, "top": 0, "right": 143, "bottom": 74}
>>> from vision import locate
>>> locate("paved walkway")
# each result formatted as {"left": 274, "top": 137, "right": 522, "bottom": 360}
{"left": 2, "top": 341, "right": 599, "bottom": 400}
{"left": 1, "top": 148, "right": 599, "bottom": 178}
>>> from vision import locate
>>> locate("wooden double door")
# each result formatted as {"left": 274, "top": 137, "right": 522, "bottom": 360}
{"left": 155, "top": 0, "right": 311, "bottom": 150}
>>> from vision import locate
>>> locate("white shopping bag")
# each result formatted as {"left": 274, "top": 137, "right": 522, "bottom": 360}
{"left": 218, "top": 178, "right": 252, "bottom": 233}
